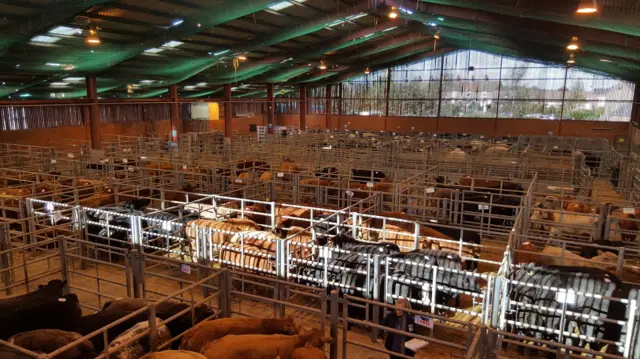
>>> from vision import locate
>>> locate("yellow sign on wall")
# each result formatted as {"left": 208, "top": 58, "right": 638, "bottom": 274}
{"left": 208, "top": 102, "right": 220, "bottom": 120}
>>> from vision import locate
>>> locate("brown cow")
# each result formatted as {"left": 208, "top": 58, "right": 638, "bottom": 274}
{"left": 225, "top": 218, "right": 260, "bottom": 231}
{"left": 200, "top": 330, "right": 330, "bottom": 359}
{"left": 292, "top": 345, "right": 327, "bottom": 359}
{"left": 9, "top": 329, "right": 95, "bottom": 359}
{"left": 179, "top": 317, "right": 297, "bottom": 353}
{"left": 147, "top": 351, "right": 206, "bottom": 359}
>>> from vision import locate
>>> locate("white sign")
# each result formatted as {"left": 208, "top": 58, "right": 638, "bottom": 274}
{"left": 415, "top": 315, "right": 433, "bottom": 329}
{"left": 553, "top": 146, "right": 559, "bottom": 149}
{"left": 462, "top": 133, "right": 467, "bottom": 136}
{"left": 366, "top": 182, "right": 374, "bottom": 188}
{"left": 183, "top": 165, "right": 187, "bottom": 170}
{"left": 392, "top": 132, "right": 396, "bottom": 135}
{"left": 52, "top": 211, "right": 63, "bottom": 223}
{"left": 419, "top": 132, "right": 423, "bottom": 135}
{"left": 67, "top": 153, "right": 74, "bottom": 159}
{"left": 51, "top": 159, "right": 57, "bottom": 164}
{"left": 433, "top": 134, "right": 437, "bottom": 137}
{"left": 140, "top": 156, "right": 147, "bottom": 160}
{"left": 478, "top": 204, "right": 490, "bottom": 210}
{"left": 128, "top": 167, "right": 135, "bottom": 172}
{"left": 122, "top": 158, "right": 128, "bottom": 163}
{"left": 623, "top": 208, "right": 635, "bottom": 214}
{"left": 555, "top": 290, "right": 576, "bottom": 305}
{"left": 411, "top": 127, "right": 415, "bottom": 131}
{"left": 480, "top": 135, "right": 484, "bottom": 139}
{"left": 345, "top": 190, "right": 354, "bottom": 198}
{"left": 426, "top": 187, "right": 435, "bottom": 194}
{"left": 181, "top": 264, "right": 191, "bottom": 274}
{"left": 277, "top": 172, "right": 284, "bottom": 178}
{"left": 330, "top": 135, "right": 334, "bottom": 139}
{"left": 235, "top": 178, "right": 243, "bottom": 183}
{"left": 420, "top": 140, "right": 424, "bottom": 143}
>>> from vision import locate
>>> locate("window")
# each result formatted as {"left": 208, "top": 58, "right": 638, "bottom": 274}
{"left": 341, "top": 70, "right": 388, "bottom": 116}
{"left": 389, "top": 57, "right": 442, "bottom": 117}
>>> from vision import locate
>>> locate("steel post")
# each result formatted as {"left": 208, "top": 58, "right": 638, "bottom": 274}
{"left": 57, "top": 236, "right": 70, "bottom": 295}
{"left": 0, "top": 222, "right": 13, "bottom": 295}
{"left": 330, "top": 290, "right": 339, "bottom": 359}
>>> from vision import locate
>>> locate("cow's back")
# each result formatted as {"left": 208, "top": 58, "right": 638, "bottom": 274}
{"left": 201, "top": 334, "right": 298, "bottom": 359}
{"left": 180, "top": 318, "right": 291, "bottom": 352}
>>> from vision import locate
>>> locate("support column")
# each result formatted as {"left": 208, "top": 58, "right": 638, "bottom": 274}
{"left": 267, "top": 84, "right": 275, "bottom": 134}
{"left": 385, "top": 68, "right": 392, "bottom": 117}
{"left": 85, "top": 76, "right": 101, "bottom": 150}
{"left": 224, "top": 84, "right": 232, "bottom": 138}
{"left": 299, "top": 84, "right": 307, "bottom": 130}
{"left": 169, "top": 85, "right": 181, "bottom": 142}
{"left": 325, "top": 85, "right": 332, "bottom": 129}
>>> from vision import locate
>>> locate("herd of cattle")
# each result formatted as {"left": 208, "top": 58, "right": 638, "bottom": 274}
{"left": 0, "top": 279, "right": 329, "bottom": 359}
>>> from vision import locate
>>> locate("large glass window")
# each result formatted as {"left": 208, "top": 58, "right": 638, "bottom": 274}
{"left": 307, "top": 86, "right": 326, "bottom": 115}
{"left": 341, "top": 71, "right": 388, "bottom": 116}
{"left": 389, "top": 57, "right": 442, "bottom": 117}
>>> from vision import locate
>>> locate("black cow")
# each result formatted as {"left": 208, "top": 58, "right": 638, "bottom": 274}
{"left": 459, "top": 194, "right": 520, "bottom": 227}
{"left": 0, "top": 294, "right": 82, "bottom": 340}
{"left": 318, "top": 233, "right": 400, "bottom": 255}
{"left": 315, "top": 167, "right": 339, "bottom": 180}
{"left": 507, "top": 264, "right": 628, "bottom": 357}
{"left": 579, "top": 240, "right": 625, "bottom": 259}
{"left": 79, "top": 300, "right": 216, "bottom": 351}
{"left": 351, "top": 169, "right": 386, "bottom": 184}
{"left": 582, "top": 151, "right": 602, "bottom": 175}
{"left": 124, "top": 197, "right": 151, "bottom": 211}
{"left": 425, "top": 225, "right": 482, "bottom": 271}
{"left": 86, "top": 206, "right": 148, "bottom": 261}
{"left": 0, "top": 280, "right": 65, "bottom": 313}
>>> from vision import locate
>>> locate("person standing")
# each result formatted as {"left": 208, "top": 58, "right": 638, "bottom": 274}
{"left": 381, "top": 298, "right": 415, "bottom": 359}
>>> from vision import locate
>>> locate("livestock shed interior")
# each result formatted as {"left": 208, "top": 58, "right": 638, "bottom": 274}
{"left": 1, "top": 1, "right": 640, "bottom": 359}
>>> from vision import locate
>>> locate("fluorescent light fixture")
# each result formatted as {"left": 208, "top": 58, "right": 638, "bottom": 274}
{"left": 49, "top": 26, "right": 82, "bottom": 35}
{"left": 132, "top": 84, "right": 141, "bottom": 88}
{"left": 140, "top": 80, "right": 155, "bottom": 84}
{"left": 184, "top": 85, "right": 197, "bottom": 90}
{"left": 428, "top": 22, "right": 438, "bottom": 27}
{"left": 327, "top": 20, "right": 345, "bottom": 27}
{"left": 172, "top": 19, "right": 184, "bottom": 26}
{"left": 46, "top": 62, "right": 62, "bottom": 67}
{"left": 346, "top": 13, "right": 367, "bottom": 21}
{"left": 144, "top": 48, "right": 164, "bottom": 54}
{"left": 268, "top": 0, "right": 306, "bottom": 11}
{"left": 63, "top": 77, "right": 84, "bottom": 82}
{"left": 399, "top": 7, "right": 413, "bottom": 15}
{"left": 19, "top": 93, "right": 31, "bottom": 98}
{"left": 363, "top": 33, "right": 375, "bottom": 38}
{"left": 30, "top": 35, "right": 61, "bottom": 44}
{"left": 214, "top": 49, "right": 230, "bottom": 56}
{"left": 50, "top": 82, "right": 69, "bottom": 87}
{"left": 577, "top": 0, "right": 597, "bottom": 13}
{"left": 437, "top": 17, "right": 445, "bottom": 21}
{"left": 162, "top": 41, "right": 183, "bottom": 48}
{"left": 197, "top": 82, "right": 207, "bottom": 87}
{"left": 63, "top": 65, "right": 75, "bottom": 71}
{"left": 600, "top": 58, "right": 613, "bottom": 63}
{"left": 382, "top": 26, "right": 397, "bottom": 32}
{"left": 280, "top": 57, "right": 293, "bottom": 64}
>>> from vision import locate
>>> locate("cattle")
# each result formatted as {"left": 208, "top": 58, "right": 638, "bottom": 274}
{"left": 484, "top": 144, "right": 510, "bottom": 154}
{"left": 184, "top": 202, "right": 238, "bottom": 220}
{"left": 316, "top": 167, "right": 339, "bottom": 179}
{"left": 147, "top": 350, "right": 206, "bottom": 359}
{"left": 105, "top": 318, "right": 171, "bottom": 359}
{"left": 515, "top": 242, "right": 618, "bottom": 269}
{"left": 225, "top": 218, "right": 260, "bottom": 231}
{"left": 364, "top": 212, "right": 451, "bottom": 242}
{"left": 320, "top": 233, "right": 401, "bottom": 255}
{"left": 236, "top": 160, "right": 269, "bottom": 175}
{"left": 123, "top": 197, "right": 151, "bottom": 211}
{"left": 8, "top": 329, "right": 96, "bottom": 359}
{"left": 0, "top": 280, "right": 65, "bottom": 313}
{"left": 292, "top": 345, "right": 327, "bottom": 359}
{"left": 78, "top": 187, "right": 115, "bottom": 208}
{"left": 507, "top": 264, "right": 628, "bottom": 356}
{"left": 443, "top": 148, "right": 468, "bottom": 162}
{"left": 179, "top": 317, "right": 297, "bottom": 353}
{"left": 200, "top": 330, "right": 330, "bottom": 359}
{"left": 458, "top": 176, "right": 524, "bottom": 195}
{"left": 0, "top": 293, "right": 82, "bottom": 340}
{"left": 81, "top": 299, "right": 215, "bottom": 352}
{"left": 259, "top": 171, "right": 273, "bottom": 182}
{"left": 529, "top": 206, "right": 599, "bottom": 239}
{"left": 425, "top": 225, "right": 481, "bottom": 271}
{"left": 185, "top": 220, "right": 239, "bottom": 259}
{"left": 351, "top": 169, "right": 386, "bottom": 184}
{"left": 285, "top": 226, "right": 315, "bottom": 259}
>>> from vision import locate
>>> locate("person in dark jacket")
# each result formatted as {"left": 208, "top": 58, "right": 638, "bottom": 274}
{"left": 381, "top": 297, "right": 415, "bottom": 359}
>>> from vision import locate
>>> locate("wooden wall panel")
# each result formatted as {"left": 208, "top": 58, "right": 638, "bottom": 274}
{"left": 559, "top": 120, "right": 629, "bottom": 143}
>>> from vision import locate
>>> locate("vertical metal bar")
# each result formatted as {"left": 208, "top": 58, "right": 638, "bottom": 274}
{"left": 330, "top": 290, "right": 339, "bottom": 359}
{"left": 559, "top": 66, "right": 569, "bottom": 121}
{"left": 148, "top": 304, "right": 158, "bottom": 352}
{"left": 413, "top": 222, "right": 420, "bottom": 250}
{"left": 371, "top": 255, "right": 380, "bottom": 341}
{"left": 57, "top": 236, "right": 70, "bottom": 295}
{"left": 431, "top": 266, "right": 437, "bottom": 315}
{"left": 341, "top": 295, "right": 348, "bottom": 359}
{"left": 436, "top": 53, "right": 445, "bottom": 118}
{"left": 0, "top": 222, "right": 13, "bottom": 295}
{"left": 623, "top": 299, "right": 637, "bottom": 358}
{"left": 351, "top": 212, "right": 357, "bottom": 238}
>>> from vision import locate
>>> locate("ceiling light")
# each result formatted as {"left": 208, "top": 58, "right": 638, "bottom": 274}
{"left": 19, "top": 93, "right": 31, "bottom": 98}
{"left": 389, "top": 6, "right": 399, "bottom": 19}
{"left": 30, "top": 35, "right": 61, "bottom": 44}
{"left": 127, "top": 84, "right": 134, "bottom": 94}
{"left": 346, "top": 13, "right": 367, "bottom": 21}
{"left": 577, "top": 0, "right": 597, "bottom": 13}
{"left": 567, "top": 37, "right": 580, "bottom": 51}
{"left": 197, "top": 82, "right": 207, "bottom": 87}
{"left": 197, "top": 23, "right": 201, "bottom": 27}
{"left": 184, "top": 85, "right": 197, "bottom": 90}
{"left": 319, "top": 60, "right": 327, "bottom": 70}
{"left": 214, "top": 49, "right": 230, "bottom": 56}
{"left": 49, "top": 26, "right": 82, "bottom": 35}
{"left": 382, "top": 26, "right": 397, "bottom": 32}
{"left": 63, "top": 77, "right": 84, "bottom": 82}
{"left": 140, "top": 80, "right": 155, "bottom": 84}
{"left": 364, "top": 67, "right": 370, "bottom": 74}
{"left": 85, "top": 29, "right": 100, "bottom": 45}
{"left": 172, "top": 19, "right": 184, "bottom": 27}
{"left": 64, "top": 65, "right": 75, "bottom": 71}
{"left": 46, "top": 62, "right": 62, "bottom": 67}
{"left": 162, "top": 41, "right": 183, "bottom": 48}
{"left": 268, "top": 0, "right": 308, "bottom": 11}
{"left": 567, "top": 53, "right": 576, "bottom": 65}
{"left": 144, "top": 48, "right": 164, "bottom": 54}
{"left": 50, "top": 82, "right": 69, "bottom": 87}
{"left": 437, "top": 17, "right": 445, "bottom": 21}
{"left": 398, "top": 7, "right": 413, "bottom": 15}
{"left": 238, "top": 54, "right": 247, "bottom": 60}
{"left": 434, "top": 32, "right": 440, "bottom": 40}
{"left": 600, "top": 58, "right": 613, "bottom": 63}
{"left": 428, "top": 22, "right": 438, "bottom": 27}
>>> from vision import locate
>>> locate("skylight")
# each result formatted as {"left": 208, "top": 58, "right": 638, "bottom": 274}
{"left": 144, "top": 48, "right": 165, "bottom": 54}
{"left": 268, "top": 0, "right": 307, "bottom": 11}
{"left": 49, "top": 26, "right": 82, "bottom": 35}
{"left": 30, "top": 35, "right": 61, "bottom": 44}
{"left": 162, "top": 41, "right": 183, "bottom": 48}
